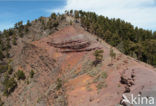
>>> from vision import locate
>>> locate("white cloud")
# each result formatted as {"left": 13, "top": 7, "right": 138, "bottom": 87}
{"left": 49, "top": 0, "right": 156, "bottom": 31}
{"left": 0, "top": 23, "right": 14, "bottom": 31}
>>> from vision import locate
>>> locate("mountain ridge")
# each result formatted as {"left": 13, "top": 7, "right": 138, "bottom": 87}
{"left": 0, "top": 11, "right": 155, "bottom": 106}
{"left": 1, "top": 24, "right": 155, "bottom": 106}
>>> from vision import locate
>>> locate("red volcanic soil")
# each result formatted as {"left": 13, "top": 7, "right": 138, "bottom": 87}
{"left": 4, "top": 25, "right": 156, "bottom": 106}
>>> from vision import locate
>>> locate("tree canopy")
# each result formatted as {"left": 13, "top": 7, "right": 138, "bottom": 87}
{"left": 73, "top": 10, "right": 156, "bottom": 66}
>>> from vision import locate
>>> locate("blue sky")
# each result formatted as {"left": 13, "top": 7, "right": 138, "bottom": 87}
{"left": 0, "top": 0, "right": 156, "bottom": 31}
{"left": 0, "top": 0, "right": 66, "bottom": 31}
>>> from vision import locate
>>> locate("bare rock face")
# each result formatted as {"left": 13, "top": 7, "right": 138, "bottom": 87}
{"left": 120, "top": 66, "right": 156, "bottom": 106}
{"left": 120, "top": 68, "right": 135, "bottom": 93}
{"left": 47, "top": 34, "right": 101, "bottom": 53}
{"left": 2, "top": 25, "right": 156, "bottom": 106}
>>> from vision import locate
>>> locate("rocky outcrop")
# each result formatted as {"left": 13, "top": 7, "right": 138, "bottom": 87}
{"left": 47, "top": 38, "right": 101, "bottom": 53}
{"left": 120, "top": 69, "right": 135, "bottom": 89}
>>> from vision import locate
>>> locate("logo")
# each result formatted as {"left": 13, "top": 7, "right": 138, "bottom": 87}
{"left": 122, "top": 94, "right": 155, "bottom": 105}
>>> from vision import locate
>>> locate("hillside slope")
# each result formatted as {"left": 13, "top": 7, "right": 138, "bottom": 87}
{"left": 1, "top": 24, "right": 156, "bottom": 106}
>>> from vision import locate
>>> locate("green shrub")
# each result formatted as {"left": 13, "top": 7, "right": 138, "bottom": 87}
{"left": 30, "top": 70, "right": 34, "bottom": 78}
{"left": 0, "top": 50, "right": 4, "bottom": 60}
{"left": 12, "top": 38, "right": 17, "bottom": 45}
{"left": 3, "top": 77, "right": 17, "bottom": 96}
{"left": 7, "top": 65, "right": 13, "bottom": 74}
{"left": 70, "top": 20, "right": 72, "bottom": 25}
{"left": 110, "top": 48, "right": 116, "bottom": 64}
{"left": 93, "top": 50, "right": 104, "bottom": 66}
{"left": 26, "top": 20, "right": 31, "bottom": 26}
{"left": 96, "top": 82, "right": 103, "bottom": 89}
{"left": 101, "top": 72, "right": 107, "bottom": 79}
{"left": 16, "top": 70, "right": 26, "bottom": 80}
{"left": 110, "top": 48, "right": 116, "bottom": 59}
{"left": 0, "top": 65, "right": 8, "bottom": 74}
{"left": 56, "top": 78, "right": 62, "bottom": 90}
{"left": 51, "top": 13, "right": 57, "bottom": 19}
{"left": 96, "top": 82, "right": 107, "bottom": 90}
{"left": 12, "top": 35, "right": 17, "bottom": 45}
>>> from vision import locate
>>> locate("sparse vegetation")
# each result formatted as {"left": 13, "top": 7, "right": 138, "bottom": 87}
{"left": 93, "top": 71, "right": 108, "bottom": 89}
{"left": 7, "top": 65, "right": 13, "bottom": 74}
{"left": 26, "top": 20, "right": 31, "bottom": 26}
{"left": 0, "top": 97, "right": 4, "bottom": 106}
{"left": 30, "top": 70, "right": 34, "bottom": 78}
{"left": 96, "top": 82, "right": 107, "bottom": 90}
{"left": 56, "top": 78, "right": 62, "bottom": 90}
{"left": 26, "top": 79, "right": 30, "bottom": 85}
{"left": 3, "top": 76, "right": 17, "bottom": 96}
{"left": 110, "top": 48, "right": 116, "bottom": 64}
{"left": 0, "top": 50, "right": 4, "bottom": 60}
{"left": 93, "top": 50, "right": 104, "bottom": 66}
{"left": 70, "top": 20, "right": 72, "bottom": 25}
{"left": 74, "top": 10, "right": 79, "bottom": 19}
{"left": 16, "top": 70, "right": 26, "bottom": 80}
{"left": 12, "top": 35, "right": 17, "bottom": 45}
{"left": 37, "top": 97, "right": 41, "bottom": 103}
{"left": 51, "top": 13, "right": 57, "bottom": 20}
{"left": 19, "top": 33, "right": 23, "bottom": 38}
{"left": 86, "top": 83, "right": 92, "bottom": 91}
{"left": 6, "top": 49, "right": 10, "bottom": 58}
{"left": 101, "top": 71, "right": 108, "bottom": 79}
{"left": 88, "top": 69, "right": 99, "bottom": 77}
{"left": 70, "top": 10, "right": 73, "bottom": 16}
{"left": 0, "top": 65, "right": 8, "bottom": 74}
